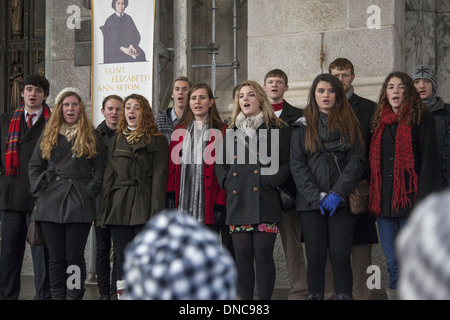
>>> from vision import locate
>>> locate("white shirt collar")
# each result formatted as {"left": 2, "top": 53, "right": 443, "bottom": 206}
{"left": 171, "top": 108, "right": 179, "bottom": 122}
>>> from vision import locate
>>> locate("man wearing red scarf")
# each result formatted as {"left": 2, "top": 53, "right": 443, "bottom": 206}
{"left": 0, "top": 74, "right": 51, "bottom": 300}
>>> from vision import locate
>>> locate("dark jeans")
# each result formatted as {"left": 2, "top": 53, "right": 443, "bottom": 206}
{"left": 95, "top": 226, "right": 118, "bottom": 296}
{"left": 109, "top": 224, "right": 144, "bottom": 280}
{"left": 39, "top": 222, "right": 91, "bottom": 300}
{"left": 299, "top": 207, "right": 356, "bottom": 296}
{"left": 0, "top": 210, "right": 51, "bottom": 300}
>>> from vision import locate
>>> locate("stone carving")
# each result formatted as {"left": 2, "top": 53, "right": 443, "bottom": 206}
{"left": 11, "top": 0, "right": 23, "bottom": 40}
{"left": 9, "top": 66, "right": 22, "bottom": 110}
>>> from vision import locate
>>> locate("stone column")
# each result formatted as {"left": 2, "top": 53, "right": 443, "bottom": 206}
{"left": 173, "top": 0, "right": 192, "bottom": 78}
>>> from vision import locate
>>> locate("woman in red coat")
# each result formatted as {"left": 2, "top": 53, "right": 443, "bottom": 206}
{"left": 166, "top": 83, "right": 230, "bottom": 245}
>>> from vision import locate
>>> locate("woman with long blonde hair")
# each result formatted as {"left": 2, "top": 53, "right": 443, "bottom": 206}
{"left": 97, "top": 93, "right": 168, "bottom": 299}
{"left": 29, "top": 88, "right": 107, "bottom": 300}
{"left": 215, "top": 80, "right": 291, "bottom": 300}
{"left": 290, "top": 74, "right": 365, "bottom": 300}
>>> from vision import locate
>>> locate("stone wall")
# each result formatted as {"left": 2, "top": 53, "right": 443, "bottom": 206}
{"left": 406, "top": 0, "right": 450, "bottom": 103}
{"left": 247, "top": 0, "right": 405, "bottom": 108}
{"left": 45, "top": 0, "right": 92, "bottom": 115}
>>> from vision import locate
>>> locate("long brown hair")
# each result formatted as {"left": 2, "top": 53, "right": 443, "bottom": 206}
{"left": 228, "top": 80, "right": 286, "bottom": 129}
{"left": 371, "top": 71, "right": 426, "bottom": 132}
{"left": 304, "top": 74, "right": 364, "bottom": 153}
{"left": 177, "top": 83, "right": 226, "bottom": 130}
{"left": 117, "top": 93, "right": 161, "bottom": 143}
{"left": 40, "top": 91, "right": 97, "bottom": 159}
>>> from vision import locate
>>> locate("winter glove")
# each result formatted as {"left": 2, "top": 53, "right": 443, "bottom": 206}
{"left": 213, "top": 204, "right": 226, "bottom": 226}
{"left": 166, "top": 191, "right": 176, "bottom": 209}
{"left": 320, "top": 192, "right": 342, "bottom": 216}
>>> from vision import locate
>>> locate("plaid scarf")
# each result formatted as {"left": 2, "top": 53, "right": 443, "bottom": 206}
{"left": 369, "top": 105, "right": 418, "bottom": 214}
{"left": 5, "top": 102, "right": 51, "bottom": 176}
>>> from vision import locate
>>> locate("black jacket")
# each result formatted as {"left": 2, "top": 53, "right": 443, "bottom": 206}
{"left": 290, "top": 119, "right": 366, "bottom": 212}
{"left": 29, "top": 132, "right": 106, "bottom": 223}
{"left": 348, "top": 93, "right": 378, "bottom": 245}
{"left": 0, "top": 110, "right": 47, "bottom": 212}
{"left": 377, "top": 111, "right": 442, "bottom": 218}
{"left": 278, "top": 101, "right": 303, "bottom": 199}
{"left": 215, "top": 122, "right": 291, "bottom": 225}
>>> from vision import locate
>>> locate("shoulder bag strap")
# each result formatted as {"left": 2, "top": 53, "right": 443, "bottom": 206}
{"left": 47, "top": 149, "right": 73, "bottom": 182}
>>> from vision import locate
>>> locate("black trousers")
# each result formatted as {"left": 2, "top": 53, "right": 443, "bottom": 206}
{"left": 109, "top": 224, "right": 144, "bottom": 280}
{"left": 0, "top": 210, "right": 51, "bottom": 300}
{"left": 299, "top": 207, "right": 356, "bottom": 295}
{"left": 95, "top": 226, "right": 118, "bottom": 296}
{"left": 39, "top": 222, "right": 91, "bottom": 300}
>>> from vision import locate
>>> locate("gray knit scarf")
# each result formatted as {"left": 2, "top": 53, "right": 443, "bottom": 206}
{"left": 179, "top": 121, "right": 208, "bottom": 222}
{"left": 318, "top": 112, "right": 351, "bottom": 152}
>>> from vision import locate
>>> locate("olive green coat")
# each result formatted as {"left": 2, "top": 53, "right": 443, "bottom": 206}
{"left": 97, "top": 133, "right": 168, "bottom": 226}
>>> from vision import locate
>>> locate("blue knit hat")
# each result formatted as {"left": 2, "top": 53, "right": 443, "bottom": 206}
{"left": 124, "top": 210, "right": 237, "bottom": 300}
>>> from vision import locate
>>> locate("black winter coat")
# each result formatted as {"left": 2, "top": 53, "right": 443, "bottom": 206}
{"left": 0, "top": 111, "right": 47, "bottom": 212}
{"left": 279, "top": 102, "right": 303, "bottom": 198}
{"left": 290, "top": 119, "right": 366, "bottom": 212}
{"left": 215, "top": 122, "right": 291, "bottom": 225}
{"left": 348, "top": 93, "right": 378, "bottom": 245}
{"left": 377, "top": 111, "right": 442, "bottom": 218}
{"left": 28, "top": 132, "right": 106, "bottom": 223}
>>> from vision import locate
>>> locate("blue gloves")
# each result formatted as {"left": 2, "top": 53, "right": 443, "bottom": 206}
{"left": 319, "top": 192, "right": 342, "bottom": 216}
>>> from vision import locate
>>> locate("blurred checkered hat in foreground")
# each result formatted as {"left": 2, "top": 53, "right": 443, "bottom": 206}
{"left": 124, "top": 209, "right": 237, "bottom": 300}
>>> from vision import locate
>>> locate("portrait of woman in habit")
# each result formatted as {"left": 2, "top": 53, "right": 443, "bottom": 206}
{"left": 100, "top": 0, "right": 147, "bottom": 64}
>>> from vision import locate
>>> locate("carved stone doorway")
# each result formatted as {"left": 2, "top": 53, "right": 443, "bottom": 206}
{"left": 0, "top": 0, "right": 46, "bottom": 115}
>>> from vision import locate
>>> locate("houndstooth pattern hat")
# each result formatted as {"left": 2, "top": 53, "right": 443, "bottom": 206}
{"left": 397, "top": 189, "right": 450, "bottom": 300}
{"left": 124, "top": 210, "right": 237, "bottom": 300}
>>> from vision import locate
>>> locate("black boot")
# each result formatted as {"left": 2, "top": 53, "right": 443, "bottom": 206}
{"left": 50, "top": 287, "right": 66, "bottom": 300}
{"left": 66, "top": 288, "right": 86, "bottom": 300}
{"left": 336, "top": 293, "right": 352, "bottom": 300}
{"left": 307, "top": 293, "right": 324, "bottom": 300}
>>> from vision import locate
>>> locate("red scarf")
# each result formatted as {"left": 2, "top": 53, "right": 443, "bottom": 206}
{"left": 5, "top": 102, "right": 51, "bottom": 176}
{"left": 272, "top": 101, "right": 285, "bottom": 112}
{"left": 369, "top": 105, "right": 418, "bottom": 214}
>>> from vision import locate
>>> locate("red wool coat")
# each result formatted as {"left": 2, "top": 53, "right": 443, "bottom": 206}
{"left": 167, "top": 124, "right": 227, "bottom": 224}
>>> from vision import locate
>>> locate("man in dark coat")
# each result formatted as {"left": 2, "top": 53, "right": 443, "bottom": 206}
{"left": 263, "top": 69, "right": 307, "bottom": 300}
{"left": 329, "top": 58, "right": 378, "bottom": 300}
{"left": 0, "top": 74, "right": 51, "bottom": 300}
{"left": 95, "top": 95, "right": 122, "bottom": 300}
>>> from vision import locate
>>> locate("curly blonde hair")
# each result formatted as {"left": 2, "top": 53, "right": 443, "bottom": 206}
{"left": 117, "top": 93, "right": 161, "bottom": 143}
{"left": 40, "top": 91, "right": 97, "bottom": 159}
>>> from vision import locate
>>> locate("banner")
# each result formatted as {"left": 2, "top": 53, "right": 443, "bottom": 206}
{"left": 92, "top": 0, "right": 155, "bottom": 127}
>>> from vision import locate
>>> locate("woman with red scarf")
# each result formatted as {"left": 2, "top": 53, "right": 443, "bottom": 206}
{"left": 369, "top": 71, "right": 442, "bottom": 297}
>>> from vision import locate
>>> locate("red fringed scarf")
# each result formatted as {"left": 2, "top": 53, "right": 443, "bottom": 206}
{"left": 369, "top": 105, "right": 418, "bottom": 214}
{"left": 5, "top": 102, "right": 51, "bottom": 176}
